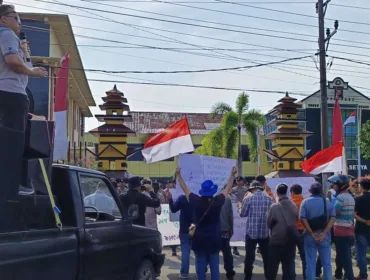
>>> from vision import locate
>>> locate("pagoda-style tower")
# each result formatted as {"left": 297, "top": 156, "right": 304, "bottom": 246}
{"left": 264, "top": 92, "right": 313, "bottom": 177}
{"left": 89, "top": 85, "right": 135, "bottom": 175}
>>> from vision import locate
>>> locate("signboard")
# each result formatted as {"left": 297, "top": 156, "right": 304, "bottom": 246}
{"left": 267, "top": 177, "right": 316, "bottom": 199}
{"left": 172, "top": 154, "right": 236, "bottom": 200}
{"left": 157, "top": 204, "right": 180, "bottom": 246}
{"left": 230, "top": 203, "right": 246, "bottom": 247}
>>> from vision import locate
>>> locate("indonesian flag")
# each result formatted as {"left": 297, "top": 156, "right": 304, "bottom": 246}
{"left": 332, "top": 95, "right": 343, "bottom": 145}
{"left": 142, "top": 118, "right": 194, "bottom": 163}
{"left": 53, "top": 52, "right": 70, "bottom": 161}
{"left": 301, "top": 142, "right": 343, "bottom": 175}
{"left": 344, "top": 111, "right": 356, "bottom": 126}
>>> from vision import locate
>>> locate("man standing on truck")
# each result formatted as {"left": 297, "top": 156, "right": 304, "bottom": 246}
{"left": 120, "top": 176, "right": 161, "bottom": 226}
{"left": 0, "top": 3, "right": 48, "bottom": 204}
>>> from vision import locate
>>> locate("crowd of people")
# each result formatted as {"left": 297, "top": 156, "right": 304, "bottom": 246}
{"left": 93, "top": 171, "right": 370, "bottom": 280}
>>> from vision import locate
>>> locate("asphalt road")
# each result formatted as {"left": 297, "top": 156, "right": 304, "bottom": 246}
{"left": 159, "top": 247, "right": 305, "bottom": 280}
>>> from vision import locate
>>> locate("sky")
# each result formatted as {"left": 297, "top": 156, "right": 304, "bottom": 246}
{"left": 9, "top": 0, "right": 370, "bottom": 131}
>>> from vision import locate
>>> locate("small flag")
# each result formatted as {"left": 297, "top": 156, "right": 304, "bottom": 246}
{"left": 53, "top": 52, "right": 70, "bottom": 161}
{"left": 142, "top": 118, "right": 194, "bottom": 164}
{"left": 343, "top": 111, "right": 356, "bottom": 126}
{"left": 301, "top": 142, "right": 343, "bottom": 175}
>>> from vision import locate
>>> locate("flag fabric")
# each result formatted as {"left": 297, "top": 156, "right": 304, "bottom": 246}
{"left": 142, "top": 118, "right": 194, "bottom": 163}
{"left": 332, "top": 95, "right": 343, "bottom": 145}
{"left": 343, "top": 111, "right": 356, "bottom": 126}
{"left": 53, "top": 52, "right": 70, "bottom": 161}
{"left": 301, "top": 142, "right": 343, "bottom": 175}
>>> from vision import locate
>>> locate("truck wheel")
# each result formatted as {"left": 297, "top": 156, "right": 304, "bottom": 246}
{"left": 134, "top": 259, "right": 155, "bottom": 280}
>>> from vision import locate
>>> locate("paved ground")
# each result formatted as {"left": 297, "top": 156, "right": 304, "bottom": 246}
{"left": 159, "top": 247, "right": 361, "bottom": 280}
{"left": 159, "top": 247, "right": 305, "bottom": 280}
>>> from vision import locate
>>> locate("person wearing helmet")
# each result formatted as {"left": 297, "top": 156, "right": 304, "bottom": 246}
{"left": 328, "top": 174, "right": 355, "bottom": 280}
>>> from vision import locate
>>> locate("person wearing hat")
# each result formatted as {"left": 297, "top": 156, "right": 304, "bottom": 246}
{"left": 328, "top": 174, "right": 355, "bottom": 280}
{"left": 175, "top": 166, "right": 237, "bottom": 280}
{"left": 119, "top": 176, "right": 160, "bottom": 226}
{"left": 116, "top": 179, "right": 127, "bottom": 196}
{"left": 266, "top": 183, "right": 298, "bottom": 280}
{"left": 230, "top": 175, "right": 248, "bottom": 256}
{"left": 238, "top": 180, "right": 274, "bottom": 280}
{"left": 299, "top": 182, "right": 336, "bottom": 280}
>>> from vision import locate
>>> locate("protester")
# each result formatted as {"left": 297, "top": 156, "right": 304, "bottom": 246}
{"left": 255, "top": 175, "right": 275, "bottom": 201}
{"left": 328, "top": 174, "right": 355, "bottom": 280}
{"left": 231, "top": 176, "right": 248, "bottom": 256}
{"left": 84, "top": 181, "right": 115, "bottom": 215}
{"left": 116, "top": 179, "right": 127, "bottom": 195}
{"left": 0, "top": 4, "right": 48, "bottom": 203}
{"left": 142, "top": 179, "right": 163, "bottom": 230}
{"left": 239, "top": 180, "right": 274, "bottom": 280}
{"left": 290, "top": 184, "right": 307, "bottom": 280}
{"left": 220, "top": 186, "right": 236, "bottom": 279}
{"left": 175, "top": 166, "right": 237, "bottom": 280}
{"left": 119, "top": 176, "right": 160, "bottom": 226}
{"left": 162, "top": 178, "right": 178, "bottom": 256}
{"left": 354, "top": 178, "right": 370, "bottom": 280}
{"left": 300, "top": 182, "right": 336, "bottom": 280}
{"left": 267, "top": 183, "right": 298, "bottom": 280}
{"left": 168, "top": 191, "right": 193, "bottom": 279}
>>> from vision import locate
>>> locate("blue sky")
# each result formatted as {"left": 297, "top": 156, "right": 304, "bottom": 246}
{"left": 11, "top": 0, "right": 370, "bottom": 130}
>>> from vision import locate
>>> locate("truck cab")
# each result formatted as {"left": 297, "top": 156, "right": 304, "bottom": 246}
{"left": 0, "top": 164, "right": 165, "bottom": 280}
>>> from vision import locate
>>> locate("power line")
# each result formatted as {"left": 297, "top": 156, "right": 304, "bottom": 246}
{"left": 82, "top": 0, "right": 315, "bottom": 3}
{"left": 331, "top": 4, "right": 370, "bottom": 11}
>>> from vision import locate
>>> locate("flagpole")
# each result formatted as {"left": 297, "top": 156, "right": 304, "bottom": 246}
{"left": 357, "top": 106, "right": 362, "bottom": 178}
{"left": 342, "top": 125, "right": 348, "bottom": 175}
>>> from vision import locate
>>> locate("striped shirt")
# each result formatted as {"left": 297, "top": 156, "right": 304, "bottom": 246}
{"left": 334, "top": 191, "right": 355, "bottom": 236}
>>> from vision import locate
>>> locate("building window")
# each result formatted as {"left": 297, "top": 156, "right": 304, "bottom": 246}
{"left": 80, "top": 115, "right": 85, "bottom": 137}
{"left": 328, "top": 108, "right": 357, "bottom": 160}
{"left": 87, "top": 142, "right": 94, "bottom": 147}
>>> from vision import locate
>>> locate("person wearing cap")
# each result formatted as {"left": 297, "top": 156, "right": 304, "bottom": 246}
{"left": 354, "top": 178, "right": 370, "bottom": 280}
{"left": 267, "top": 183, "right": 298, "bottom": 280}
{"left": 175, "top": 166, "right": 237, "bottom": 280}
{"left": 328, "top": 174, "right": 355, "bottom": 280}
{"left": 119, "top": 176, "right": 160, "bottom": 226}
{"left": 255, "top": 175, "right": 276, "bottom": 201}
{"left": 116, "top": 179, "right": 127, "bottom": 196}
{"left": 239, "top": 180, "right": 274, "bottom": 280}
{"left": 0, "top": 3, "right": 48, "bottom": 207}
{"left": 230, "top": 175, "right": 248, "bottom": 256}
{"left": 299, "top": 182, "right": 336, "bottom": 280}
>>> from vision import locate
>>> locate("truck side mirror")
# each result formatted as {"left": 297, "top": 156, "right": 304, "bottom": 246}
{"left": 128, "top": 204, "right": 139, "bottom": 220}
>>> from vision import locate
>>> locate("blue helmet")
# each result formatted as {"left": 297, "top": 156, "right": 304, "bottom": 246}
{"left": 328, "top": 174, "right": 350, "bottom": 186}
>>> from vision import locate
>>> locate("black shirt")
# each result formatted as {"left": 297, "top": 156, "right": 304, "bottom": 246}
{"left": 354, "top": 192, "right": 370, "bottom": 235}
{"left": 120, "top": 189, "right": 160, "bottom": 226}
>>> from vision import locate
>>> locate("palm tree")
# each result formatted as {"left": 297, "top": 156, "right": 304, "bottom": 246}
{"left": 195, "top": 92, "right": 266, "bottom": 175}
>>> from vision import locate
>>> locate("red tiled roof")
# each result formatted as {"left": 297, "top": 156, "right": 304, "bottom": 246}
{"left": 125, "top": 111, "right": 223, "bottom": 134}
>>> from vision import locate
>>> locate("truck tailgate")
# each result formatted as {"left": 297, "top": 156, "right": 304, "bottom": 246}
{"left": 0, "top": 228, "right": 79, "bottom": 280}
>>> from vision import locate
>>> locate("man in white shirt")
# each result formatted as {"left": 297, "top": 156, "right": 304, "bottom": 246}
{"left": 84, "top": 182, "right": 115, "bottom": 215}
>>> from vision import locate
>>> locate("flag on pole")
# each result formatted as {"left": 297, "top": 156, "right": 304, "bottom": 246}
{"left": 343, "top": 111, "right": 356, "bottom": 126}
{"left": 332, "top": 95, "right": 343, "bottom": 145}
{"left": 301, "top": 142, "right": 343, "bottom": 175}
{"left": 53, "top": 52, "right": 70, "bottom": 161}
{"left": 142, "top": 118, "right": 194, "bottom": 163}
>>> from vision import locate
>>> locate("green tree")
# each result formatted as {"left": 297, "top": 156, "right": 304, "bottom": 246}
{"left": 360, "top": 120, "right": 370, "bottom": 159}
{"left": 195, "top": 93, "right": 266, "bottom": 172}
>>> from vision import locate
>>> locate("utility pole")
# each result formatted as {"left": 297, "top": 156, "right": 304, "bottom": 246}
{"left": 316, "top": 0, "right": 338, "bottom": 192}
{"left": 237, "top": 123, "right": 242, "bottom": 176}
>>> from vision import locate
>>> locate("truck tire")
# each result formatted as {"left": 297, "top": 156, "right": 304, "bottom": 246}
{"left": 134, "top": 259, "right": 155, "bottom": 280}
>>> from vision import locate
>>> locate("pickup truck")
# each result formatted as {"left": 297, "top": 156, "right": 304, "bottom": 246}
{"left": 0, "top": 164, "right": 165, "bottom": 280}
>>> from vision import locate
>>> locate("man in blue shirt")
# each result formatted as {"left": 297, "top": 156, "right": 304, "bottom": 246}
{"left": 168, "top": 192, "right": 193, "bottom": 279}
{"left": 300, "top": 182, "right": 336, "bottom": 280}
{"left": 0, "top": 4, "right": 47, "bottom": 204}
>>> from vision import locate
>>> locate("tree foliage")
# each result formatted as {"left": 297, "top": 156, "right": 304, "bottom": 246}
{"left": 195, "top": 92, "right": 266, "bottom": 162}
{"left": 359, "top": 120, "right": 370, "bottom": 159}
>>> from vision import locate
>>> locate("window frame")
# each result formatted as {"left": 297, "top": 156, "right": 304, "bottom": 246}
{"left": 78, "top": 172, "right": 126, "bottom": 223}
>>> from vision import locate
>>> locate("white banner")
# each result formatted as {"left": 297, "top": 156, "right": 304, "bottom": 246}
{"left": 157, "top": 204, "right": 180, "bottom": 246}
{"left": 172, "top": 154, "right": 236, "bottom": 201}
{"left": 230, "top": 203, "right": 246, "bottom": 243}
{"left": 267, "top": 177, "right": 316, "bottom": 199}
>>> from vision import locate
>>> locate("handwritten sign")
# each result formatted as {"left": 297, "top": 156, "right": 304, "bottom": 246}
{"left": 230, "top": 203, "right": 247, "bottom": 243}
{"left": 157, "top": 204, "right": 180, "bottom": 246}
{"left": 267, "top": 177, "right": 316, "bottom": 200}
{"left": 172, "top": 154, "right": 236, "bottom": 200}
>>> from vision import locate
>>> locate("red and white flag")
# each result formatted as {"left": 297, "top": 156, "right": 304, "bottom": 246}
{"left": 53, "top": 52, "right": 70, "bottom": 161}
{"left": 301, "top": 142, "right": 343, "bottom": 175}
{"left": 142, "top": 118, "right": 194, "bottom": 163}
{"left": 344, "top": 111, "right": 356, "bottom": 126}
